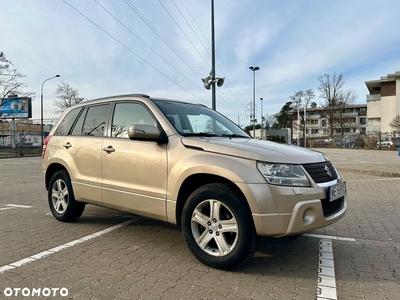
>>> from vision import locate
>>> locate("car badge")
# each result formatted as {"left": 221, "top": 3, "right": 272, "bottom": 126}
{"left": 325, "top": 165, "right": 332, "bottom": 178}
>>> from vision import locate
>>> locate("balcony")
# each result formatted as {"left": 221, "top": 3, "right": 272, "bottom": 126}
{"left": 343, "top": 112, "right": 358, "bottom": 117}
{"left": 307, "top": 114, "right": 321, "bottom": 120}
{"left": 366, "top": 94, "right": 381, "bottom": 102}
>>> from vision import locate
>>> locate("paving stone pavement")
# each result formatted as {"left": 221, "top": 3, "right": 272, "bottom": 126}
{"left": 0, "top": 149, "right": 399, "bottom": 299}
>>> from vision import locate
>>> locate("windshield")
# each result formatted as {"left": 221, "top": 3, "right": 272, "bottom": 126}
{"left": 154, "top": 100, "right": 250, "bottom": 138}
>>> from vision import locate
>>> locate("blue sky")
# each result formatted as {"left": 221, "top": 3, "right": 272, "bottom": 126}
{"left": 1, "top": 0, "right": 400, "bottom": 125}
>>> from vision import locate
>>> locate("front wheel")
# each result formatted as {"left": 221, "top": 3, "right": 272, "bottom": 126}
{"left": 48, "top": 170, "right": 85, "bottom": 222}
{"left": 181, "top": 183, "right": 259, "bottom": 270}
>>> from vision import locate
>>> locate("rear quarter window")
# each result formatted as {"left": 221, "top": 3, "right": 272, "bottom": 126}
{"left": 54, "top": 108, "right": 81, "bottom": 136}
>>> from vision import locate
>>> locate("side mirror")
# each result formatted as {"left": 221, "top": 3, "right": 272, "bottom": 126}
{"left": 128, "top": 124, "right": 160, "bottom": 140}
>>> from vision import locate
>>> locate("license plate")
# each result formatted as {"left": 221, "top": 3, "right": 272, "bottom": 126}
{"left": 328, "top": 181, "right": 346, "bottom": 202}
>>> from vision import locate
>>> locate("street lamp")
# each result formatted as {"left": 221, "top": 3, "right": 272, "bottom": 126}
{"left": 260, "top": 97, "right": 263, "bottom": 140}
{"left": 249, "top": 66, "right": 259, "bottom": 138}
{"left": 41, "top": 75, "right": 60, "bottom": 148}
{"left": 201, "top": 0, "right": 224, "bottom": 111}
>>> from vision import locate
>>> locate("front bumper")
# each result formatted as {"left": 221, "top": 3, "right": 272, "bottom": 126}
{"left": 252, "top": 195, "right": 347, "bottom": 237}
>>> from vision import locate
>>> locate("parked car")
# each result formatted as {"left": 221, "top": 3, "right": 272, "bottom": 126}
{"left": 377, "top": 138, "right": 400, "bottom": 149}
{"left": 344, "top": 137, "right": 365, "bottom": 148}
{"left": 42, "top": 94, "right": 347, "bottom": 270}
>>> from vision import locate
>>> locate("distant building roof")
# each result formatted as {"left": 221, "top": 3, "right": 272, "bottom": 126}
{"left": 365, "top": 71, "right": 400, "bottom": 93}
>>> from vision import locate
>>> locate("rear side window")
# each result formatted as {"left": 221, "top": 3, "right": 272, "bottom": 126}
{"left": 54, "top": 108, "right": 81, "bottom": 136}
{"left": 82, "top": 104, "right": 110, "bottom": 137}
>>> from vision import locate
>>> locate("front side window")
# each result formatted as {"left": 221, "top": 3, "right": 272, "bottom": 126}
{"left": 154, "top": 100, "right": 249, "bottom": 138}
{"left": 111, "top": 102, "right": 156, "bottom": 138}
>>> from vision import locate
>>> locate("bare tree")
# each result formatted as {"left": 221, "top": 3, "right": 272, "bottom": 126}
{"left": 289, "top": 89, "right": 315, "bottom": 140}
{"left": 0, "top": 52, "right": 34, "bottom": 108}
{"left": 318, "top": 73, "right": 357, "bottom": 139}
{"left": 53, "top": 83, "right": 85, "bottom": 113}
{"left": 390, "top": 115, "right": 400, "bottom": 132}
{"left": 264, "top": 114, "right": 277, "bottom": 129}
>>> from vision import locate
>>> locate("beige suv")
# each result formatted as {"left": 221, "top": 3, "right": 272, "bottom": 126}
{"left": 42, "top": 94, "right": 347, "bottom": 270}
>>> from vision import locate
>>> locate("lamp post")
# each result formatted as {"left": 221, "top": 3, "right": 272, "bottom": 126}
{"left": 201, "top": 0, "right": 224, "bottom": 111}
{"left": 304, "top": 103, "right": 307, "bottom": 148}
{"left": 41, "top": 75, "right": 60, "bottom": 148}
{"left": 249, "top": 66, "right": 259, "bottom": 138}
{"left": 297, "top": 105, "right": 300, "bottom": 146}
{"left": 260, "top": 97, "right": 263, "bottom": 140}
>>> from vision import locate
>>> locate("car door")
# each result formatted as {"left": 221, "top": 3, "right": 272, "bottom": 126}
{"left": 101, "top": 101, "right": 168, "bottom": 220}
{"left": 64, "top": 104, "right": 110, "bottom": 204}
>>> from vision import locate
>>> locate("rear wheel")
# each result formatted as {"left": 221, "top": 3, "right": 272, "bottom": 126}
{"left": 48, "top": 170, "right": 85, "bottom": 222}
{"left": 181, "top": 183, "right": 259, "bottom": 270}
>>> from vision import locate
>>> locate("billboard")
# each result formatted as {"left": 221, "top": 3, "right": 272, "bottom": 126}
{"left": 0, "top": 97, "right": 32, "bottom": 119}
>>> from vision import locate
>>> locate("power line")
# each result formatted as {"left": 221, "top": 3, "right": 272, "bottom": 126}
{"left": 118, "top": 1, "right": 243, "bottom": 115}
{"left": 62, "top": 0, "right": 207, "bottom": 105}
{"left": 62, "top": 1, "right": 245, "bottom": 116}
{"left": 93, "top": 0, "right": 212, "bottom": 100}
{"left": 124, "top": 0, "right": 203, "bottom": 78}
{"left": 178, "top": 0, "right": 249, "bottom": 106}
{"left": 158, "top": 0, "right": 210, "bottom": 68}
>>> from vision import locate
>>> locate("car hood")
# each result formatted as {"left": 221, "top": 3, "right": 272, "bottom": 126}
{"left": 181, "top": 137, "right": 328, "bottom": 164}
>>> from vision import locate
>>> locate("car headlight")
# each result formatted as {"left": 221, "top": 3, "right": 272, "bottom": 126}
{"left": 256, "top": 162, "right": 310, "bottom": 187}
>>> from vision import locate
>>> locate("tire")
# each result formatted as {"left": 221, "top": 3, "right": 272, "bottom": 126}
{"left": 48, "top": 170, "right": 85, "bottom": 222}
{"left": 181, "top": 183, "right": 259, "bottom": 270}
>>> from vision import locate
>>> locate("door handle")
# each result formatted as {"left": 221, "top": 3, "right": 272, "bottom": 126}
{"left": 63, "top": 142, "right": 72, "bottom": 149}
{"left": 103, "top": 146, "right": 115, "bottom": 153}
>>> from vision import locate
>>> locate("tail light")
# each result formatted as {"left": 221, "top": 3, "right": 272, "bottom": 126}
{"left": 42, "top": 136, "right": 52, "bottom": 159}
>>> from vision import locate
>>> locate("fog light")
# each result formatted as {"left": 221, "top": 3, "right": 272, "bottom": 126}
{"left": 302, "top": 208, "right": 315, "bottom": 223}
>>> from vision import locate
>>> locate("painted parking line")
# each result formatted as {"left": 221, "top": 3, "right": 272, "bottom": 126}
{"left": 0, "top": 207, "right": 13, "bottom": 211}
{"left": 304, "top": 233, "right": 356, "bottom": 242}
{"left": 0, "top": 204, "right": 33, "bottom": 212}
{"left": 317, "top": 239, "right": 337, "bottom": 300}
{"left": 303, "top": 234, "right": 356, "bottom": 300}
{"left": 5, "top": 204, "right": 33, "bottom": 208}
{"left": 0, "top": 218, "right": 136, "bottom": 274}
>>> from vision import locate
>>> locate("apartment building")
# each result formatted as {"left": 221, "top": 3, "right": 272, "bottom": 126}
{"left": 290, "top": 71, "right": 400, "bottom": 142}
{"left": 365, "top": 71, "right": 400, "bottom": 133}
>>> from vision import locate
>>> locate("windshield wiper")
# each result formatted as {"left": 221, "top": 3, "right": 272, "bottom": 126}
{"left": 183, "top": 132, "right": 219, "bottom": 137}
{"left": 221, "top": 133, "right": 250, "bottom": 139}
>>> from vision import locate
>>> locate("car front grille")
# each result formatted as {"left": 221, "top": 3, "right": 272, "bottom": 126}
{"left": 302, "top": 161, "right": 344, "bottom": 217}
{"left": 301, "top": 161, "right": 338, "bottom": 183}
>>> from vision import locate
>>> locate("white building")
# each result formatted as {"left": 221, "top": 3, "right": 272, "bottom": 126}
{"left": 365, "top": 71, "right": 400, "bottom": 134}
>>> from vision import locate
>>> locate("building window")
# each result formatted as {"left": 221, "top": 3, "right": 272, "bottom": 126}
{"left": 311, "top": 129, "right": 318, "bottom": 134}
{"left": 311, "top": 120, "right": 318, "bottom": 125}
{"left": 321, "top": 119, "right": 327, "bottom": 127}
{"left": 361, "top": 128, "right": 366, "bottom": 134}
{"left": 360, "top": 117, "right": 366, "bottom": 125}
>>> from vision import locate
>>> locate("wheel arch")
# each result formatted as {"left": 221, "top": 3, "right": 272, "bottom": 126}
{"left": 45, "top": 163, "right": 68, "bottom": 190}
{"left": 175, "top": 174, "right": 252, "bottom": 226}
